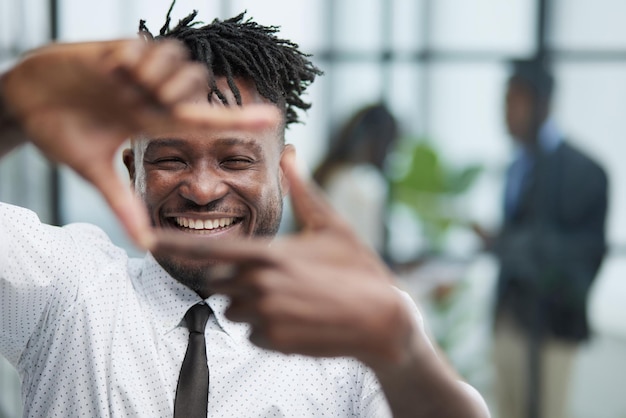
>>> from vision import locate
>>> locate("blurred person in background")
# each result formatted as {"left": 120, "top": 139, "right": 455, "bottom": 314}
{"left": 313, "top": 103, "right": 399, "bottom": 255}
{"left": 474, "top": 59, "right": 608, "bottom": 418}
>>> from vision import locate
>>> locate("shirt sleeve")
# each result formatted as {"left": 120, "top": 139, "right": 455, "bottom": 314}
{"left": 358, "top": 366, "right": 393, "bottom": 418}
{"left": 0, "top": 203, "right": 102, "bottom": 365}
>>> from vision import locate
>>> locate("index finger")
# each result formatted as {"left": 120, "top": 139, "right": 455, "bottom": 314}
{"left": 94, "top": 167, "right": 154, "bottom": 249}
{"left": 99, "top": 40, "right": 282, "bottom": 135}
{"left": 153, "top": 230, "right": 274, "bottom": 264}
{"left": 168, "top": 103, "right": 281, "bottom": 132}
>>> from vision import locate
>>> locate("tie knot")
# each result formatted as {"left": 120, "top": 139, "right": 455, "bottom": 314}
{"left": 184, "top": 303, "right": 211, "bottom": 334}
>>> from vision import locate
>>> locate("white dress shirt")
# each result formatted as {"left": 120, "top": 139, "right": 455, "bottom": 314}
{"left": 0, "top": 202, "right": 393, "bottom": 417}
{"left": 505, "top": 118, "right": 564, "bottom": 218}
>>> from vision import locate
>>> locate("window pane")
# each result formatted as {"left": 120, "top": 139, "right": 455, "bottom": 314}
{"left": 285, "top": 73, "right": 328, "bottom": 171}
{"left": 387, "top": 62, "right": 424, "bottom": 136}
{"left": 334, "top": 0, "right": 384, "bottom": 53}
{"left": 328, "top": 63, "right": 385, "bottom": 126}
{"left": 59, "top": 0, "right": 221, "bottom": 40}
{"left": 1, "top": 0, "right": 48, "bottom": 60}
{"left": 431, "top": 0, "right": 537, "bottom": 54}
{"left": 230, "top": 0, "right": 325, "bottom": 52}
{"left": 551, "top": 0, "right": 626, "bottom": 50}
{"left": 429, "top": 63, "right": 510, "bottom": 166}
{"left": 428, "top": 62, "right": 512, "bottom": 229}
{"left": 390, "top": 0, "right": 426, "bottom": 52}
{"left": 59, "top": 0, "right": 125, "bottom": 40}
{"left": 0, "top": 146, "right": 53, "bottom": 222}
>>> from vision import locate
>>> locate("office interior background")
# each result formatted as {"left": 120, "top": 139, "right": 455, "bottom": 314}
{"left": 1, "top": 0, "right": 626, "bottom": 417}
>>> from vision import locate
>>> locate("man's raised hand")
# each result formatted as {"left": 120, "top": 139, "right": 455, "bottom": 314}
{"left": 155, "top": 156, "right": 418, "bottom": 368}
{"left": 0, "top": 39, "right": 276, "bottom": 247}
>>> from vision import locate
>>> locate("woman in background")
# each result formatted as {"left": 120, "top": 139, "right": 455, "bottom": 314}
{"left": 313, "top": 103, "right": 399, "bottom": 255}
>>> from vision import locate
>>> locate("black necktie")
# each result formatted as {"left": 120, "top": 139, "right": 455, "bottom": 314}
{"left": 174, "top": 303, "right": 211, "bottom": 418}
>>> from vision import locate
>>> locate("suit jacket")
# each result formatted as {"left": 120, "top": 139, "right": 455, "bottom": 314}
{"left": 495, "top": 141, "right": 608, "bottom": 341}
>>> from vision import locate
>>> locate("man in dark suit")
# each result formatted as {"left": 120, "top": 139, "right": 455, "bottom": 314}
{"left": 489, "top": 59, "right": 608, "bottom": 418}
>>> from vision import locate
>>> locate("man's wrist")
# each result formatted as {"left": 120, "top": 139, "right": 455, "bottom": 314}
{"left": 0, "top": 73, "right": 26, "bottom": 153}
{"left": 0, "top": 73, "right": 19, "bottom": 124}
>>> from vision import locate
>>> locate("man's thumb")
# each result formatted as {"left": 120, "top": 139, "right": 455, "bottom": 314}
{"left": 88, "top": 164, "right": 154, "bottom": 249}
{"left": 283, "top": 156, "right": 343, "bottom": 232}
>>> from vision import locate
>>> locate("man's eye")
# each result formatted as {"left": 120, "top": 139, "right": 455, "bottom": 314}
{"left": 147, "top": 158, "right": 187, "bottom": 169}
{"left": 222, "top": 158, "right": 254, "bottom": 170}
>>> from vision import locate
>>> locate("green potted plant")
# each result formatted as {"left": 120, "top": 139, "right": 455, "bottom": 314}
{"left": 388, "top": 137, "right": 483, "bottom": 254}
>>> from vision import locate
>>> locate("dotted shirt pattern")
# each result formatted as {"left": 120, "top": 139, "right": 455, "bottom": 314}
{"left": 0, "top": 202, "right": 392, "bottom": 418}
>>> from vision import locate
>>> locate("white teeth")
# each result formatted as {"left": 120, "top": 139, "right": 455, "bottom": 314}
{"left": 175, "top": 217, "right": 235, "bottom": 231}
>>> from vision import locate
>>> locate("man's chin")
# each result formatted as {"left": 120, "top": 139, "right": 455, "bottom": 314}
{"left": 152, "top": 253, "right": 226, "bottom": 295}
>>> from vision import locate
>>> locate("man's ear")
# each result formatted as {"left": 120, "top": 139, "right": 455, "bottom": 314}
{"left": 122, "top": 148, "right": 136, "bottom": 186}
{"left": 279, "top": 144, "right": 296, "bottom": 195}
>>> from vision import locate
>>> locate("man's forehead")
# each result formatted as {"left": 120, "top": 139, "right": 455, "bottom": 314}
{"left": 133, "top": 126, "right": 284, "bottom": 156}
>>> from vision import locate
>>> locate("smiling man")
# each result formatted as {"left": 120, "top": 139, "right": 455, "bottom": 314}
{"left": 0, "top": 8, "right": 489, "bottom": 418}
{"left": 124, "top": 76, "right": 292, "bottom": 297}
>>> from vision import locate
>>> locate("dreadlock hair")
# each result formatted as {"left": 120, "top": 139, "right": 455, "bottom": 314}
{"left": 138, "top": 5, "right": 322, "bottom": 127}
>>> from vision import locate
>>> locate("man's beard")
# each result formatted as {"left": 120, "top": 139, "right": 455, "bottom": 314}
{"left": 153, "top": 193, "right": 283, "bottom": 295}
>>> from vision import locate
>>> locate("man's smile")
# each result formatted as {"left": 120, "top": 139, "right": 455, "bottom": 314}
{"left": 168, "top": 215, "right": 243, "bottom": 234}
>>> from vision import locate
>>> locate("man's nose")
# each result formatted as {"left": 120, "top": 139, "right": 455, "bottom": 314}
{"left": 178, "top": 166, "right": 228, "bottom": 206}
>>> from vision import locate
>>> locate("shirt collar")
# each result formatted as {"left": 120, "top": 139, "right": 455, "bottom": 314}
{"left": 206, "top": 293, "right": 251, "bottom": 342}
{"left": 537, "top": 118, "right": 563, "bottom": 153}
{"left": 136, "top": 253, "right": 250, "bottom": 342}
{"left": 512, "top": 117, "right": 563, "bottom": 160}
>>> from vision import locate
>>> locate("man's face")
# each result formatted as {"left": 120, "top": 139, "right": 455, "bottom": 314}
{"left": 124, "top": 77, "right": 292, "bottom": 294}
{"left": 505, "top": 81, "right": 534, "bottom": 144}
